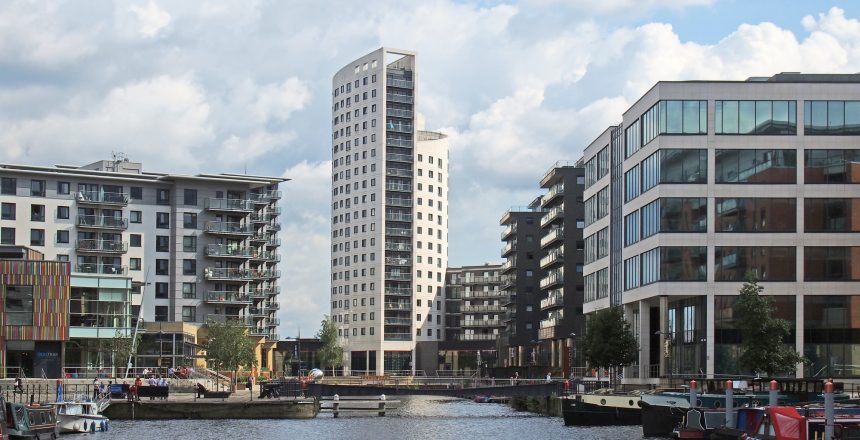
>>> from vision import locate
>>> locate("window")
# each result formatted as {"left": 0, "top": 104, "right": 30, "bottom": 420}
{"left": 182, "top": 259, "right": 196, "bottom": 275}
{"left": 805, "top": 198, "right": 860, "bottom": 232}
{"left": 57, "top": 182, "right": 70, "bottom": 195}
{"left": 156, "top": 189, "right": 170, "bottom": 205}
{"left": 182, "top": 236, "right": 196, "bottom": 252}
{"left": 5, "top": 286, "right": 34, "bottom": 325}
{"left": 156, "top": 212, "right": 170, "bottom": 229}
{"left": 130, "top": 211, "right": 142, "bottom": 223}
{"left": 715, "top": 198, "right": 796, "bottom": 232}
{"left": 1, "top": 203, "right": 14, "bottom": 220}
{"left": 57, "top": 206, "right": 69, "bottom": 219}
{"left": 130, "top": 187, "right": 143, "bottom": 200}
{"left": 625, "top": 165, "right": 640, "bottom": 202}
{"left": 130, "top": 234, "right": 142, "bottom": 247}
{"left": 156, "top": 236, "right": 170, "bottom": 252}
{"left": 130, "top": 258, "right": 141, "bottom": 271}
{"left": 30, "top": 180, "right": 45, "bottom": 197}
{"left": 715, "top": 149, "right": 796, "bottom": 183}
{"left": 640, "top": 149, "right": 708, "bottom": 193}
{"left": 640, "top": 100, "right": 708, "bottom": 147}
{"left": 155, "top": 259, "right": 169, "bottom": 276}
{"left": 154, "top": 306, "right": 168, "bottom": 322}
{"left": 0, "top": 177, "right": 15, "bottom": 195}
{"left": 804, "top": 101, "right": 860, "bottom": 135}
{"left": 183, "top": 189, "right": 197, "bottom": 206}
{"left": 30, "top": 229, "right": 44, "bottom": 246}
{"left": 182, "top": 306, "right": 196, "bottom": 322}
{"left": 805, "top": 149, "right": 860, "bottom": 183}
{"left": 714, "top": 246, "right": 796, "bottom": 281}
{"left": 155, "top": 282, "right": 169, "bottom": 298}
{"left": 0, "top": 228, "right": 14, "bottom": 245}
{"left": 640, "top": 198, "right": 707, "bottom": 238}
{"left": 30, "top": 205, "right": 45, "bottom": 222}
{"left": 182, "top": 283, "right": 196, "bottom": 299}
{"left": 716, "top": 100, "right": 796, "bottom": 135}
{"left": 183, "top": 213, "right": 197, "bottom": 229}
{"left": 805, "top": 247, "right": 860, "bottom": 281}
{"left": 56, "top": 230, "right": 69, "bottom": 243}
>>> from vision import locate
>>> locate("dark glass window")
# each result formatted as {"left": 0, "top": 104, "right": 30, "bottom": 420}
{"left": 156, "top": 189, "right": 170, "bottom": 205}
{"left": 804, "top": 149, "right": 860, "bottom": 183}
{"left": 183, "top": 213, "right": 197, "bottom": 229}
{"left": 130, "top": 187, "right": 143, "bottom": 200}
{"left": 57, "top": 206, "right": 69, "bottom": 219}
{"left": 1, "top": 203, "right": 15, "bottom": 220}
{"left": 130, "top": 234, "right": 142, "bottom": 247}
{"left": 805, "top": 199, "right": 860, "bottom": 232}
{"left": 0, "top": 227, "right": 14, "bottom": 245}
{"left": 156, "top": 236, "right": 170, "bottom": 252}
{"left": 715, "top": 149, "right": 797, "bottom": 183}
{"left": 57, "top": 182, "right": 70, "bottom": 195}
{"left": 640, "top": 100, "right": 707, "bottom": 147}
{"left": 155, "top": 259, "right": 169, "bottom": 276}
{"left": 715, "top": 100, "right": 796, "bottom": 135}
{"left": 714, "top": 246, "right": 796, "bottom": 281}
{"left": 182, "top": 236, "right": 196, "bottom": 252}
{"left": 0, "top": 178, "right": 16, "bottom": 195}
{"left": 30, "top": 205, "right": 44, "bottom": 222}
{"left": 56, "top": 230, "right": 69, "bottom": 243}
{"left": 804, "top": 247, "right": 860, "bottom": 281}
{"left": 29, "top": 229, "right": 44, "bottom": 246}
{"left": 660, "top": 247, "right": 707, "bottom": 281}
{"left": 182, "top": 306, "right": 196, "bottom": 322}
{"left": 804, "top": 101, "right": 860, "bottom": 135}
{"left": 156, "top": 212, "right": 169, "bottom": 229}
{"left": 715, "top": 198, "right": 796, "bottom": 232}
{"left": 183, "top": 189, "right": 197, "bottom": 206}
{"left": 5, "top": 286, "right": 34, "bottom": 325}
{"left": 182, "top": 283, "right": 196, "bottom": 299}
{"left": 30, "top": 180, "right": 45, "bottom": 197}
{"left": 182, "top": 259, "right": 196, "bottom": 276}
{"left": 641, "top": 149, "right": 708, "bottom": 193}
{"left": 803, "top": 295, "right": 860, "bottom": 378}
{"left": 155, "top": 282, "right": 168, "bottom": 299}
{"left": 154, "top": 306, "right": 169, "bottom": 322}
{"left": 130, "top": 211, "right": 142, "bottom": 223}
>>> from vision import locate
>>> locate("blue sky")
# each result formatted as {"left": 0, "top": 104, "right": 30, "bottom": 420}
{"left": 1, "top": 0, "right": 860, "bottom": 336}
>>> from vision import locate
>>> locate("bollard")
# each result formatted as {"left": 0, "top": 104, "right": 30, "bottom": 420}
{"left": 725, "top": 380, "right": 735, "bottom": 429}
{"left": 689, "top": 380, "right": 698, "bottom": 408}
{"left": 769, "top": 380, "right": 779, "bottom": 407}
{"left": 333, "top": 394, "right": 340, "bottom": 418}
{"left": 825, "top": 381, "right": 835, "bottom": 440}
{"left": 379, "top": 394, "right": 386, "bottom": 417}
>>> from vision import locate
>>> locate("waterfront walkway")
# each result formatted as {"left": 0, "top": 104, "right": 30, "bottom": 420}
{"left": 308, "top": 381, "right": 562, "bottom": 398}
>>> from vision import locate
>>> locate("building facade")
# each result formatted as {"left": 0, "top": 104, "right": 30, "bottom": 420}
{"left": 499, "top": 201, "right": 545, "bottom": 367}
{"left": 0, "top": 159, "right": 286, "bottom": 364}
{"left": 330, "top": 48, "right": 449, "bottom": 375}
{"left": 580, "top": 73, "right": 860, "bottom": 382}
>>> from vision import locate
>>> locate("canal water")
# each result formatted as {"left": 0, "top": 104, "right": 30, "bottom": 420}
{"left": 94, "top": 396, "right": 657, "bottom": 440}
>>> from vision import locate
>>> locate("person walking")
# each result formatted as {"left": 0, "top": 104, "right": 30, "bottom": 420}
{"left": 92, "top": 377, "right": 101, "bottom": 400}
{"left": 56, "top": 378, "right": 64, "bottom": 402}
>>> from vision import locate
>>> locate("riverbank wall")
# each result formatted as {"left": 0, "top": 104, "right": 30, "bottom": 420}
{"left": 102, "top": 399, "right": 319, "bottom": 420}
{"left": 509, "top": 395, "right": 563, "bottom": 417}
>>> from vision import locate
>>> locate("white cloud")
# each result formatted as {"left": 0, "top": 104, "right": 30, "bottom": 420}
{"left": 253, "top": 78, "right": 312, "bottom": 123}
{"left": 129, "top": 1, "right": 171, "bottom": 38}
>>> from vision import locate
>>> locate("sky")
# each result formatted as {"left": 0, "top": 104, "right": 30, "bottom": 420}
{"left": 2, "top": 0, "right": 860, "bottom": 337}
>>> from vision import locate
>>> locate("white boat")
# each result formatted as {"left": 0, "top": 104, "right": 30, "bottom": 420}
{"left": 47, "top": 401, "right": 109, "bottom": 433}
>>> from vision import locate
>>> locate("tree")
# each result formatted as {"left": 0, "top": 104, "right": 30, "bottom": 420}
{"left": 205, "top": 319, "right": 256, "bottom": 385}
{"left": 735, "top": 272, "right": 805, "bottom": 376}
{"left": 317, "top": 316, "right": 343, "bottom": 376}
{"left": 104, "top": 330, "right": 140, "bottom": 378}
{"left": 583, "top": 306, "right": 638, "bottom": 387}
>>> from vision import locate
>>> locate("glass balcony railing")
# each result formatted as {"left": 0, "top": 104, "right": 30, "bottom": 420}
{"left": 385, "top": 228, "right": 411, "bottom": 238}
{"left": 204, "top": 198, "right": 253, "bottom": 211}
{"left": 540, "top": 249, "right": 564, "bottom": 268}
{"left": 385, "top": 198, "right": 412, "bottom": 207}
{"left": 386, "top": 93, "right": 413, "bottom": 104}
{"left": 384, "top": 333, "right": 412, "bottom": 341}
{"left": 540, "top": 289, "right": 564, "bottom": 310}
{"left": 539, "top": 269, "right": 564, "bottom": 289}
{"left": 76, "top": 239, "right": 128, "bottom": 253}
{"left": 384, "top": 302, "right": 412, "bottom": 311}
{"left": 384, "top": 287, "right": 412, "bottom": 296}
{"left": 76, "top": 191, "right": 129, "bottom": 205}
{"left": 387, "top": 78, "right": 414, "bottom": 89}
{"left": 386, "top": 108, "right": 414, "bottom": 118}
{"left": 74, "top": 263, "right": 127, "bottom": 275}
{"left": 76, "top": 215, "right": 128, "bottom": 229}
{"left": 461, "top": 319, "right": 502, "bottom": 327}
{"left": 541, "top": 183, "right": 565, "bottom": 206}
{"left": 205, "top": 244, "right": 252, "bottom": 258}
{"left": 386, "top": 183, "right": 412, "bottom": 192}
{"left": 204, "top": 268, "right": 249, "bottom": 281}
{"left": 204, "top": 221, "right": 253, "bottom": 235}
{"left": 384, "top": 242, "right": 412, "bottom": 251}
{"left": 540, "top": 228, "right": 564, "bottom": 248}
{"left": 385, "top": 272, "right": 412, "bottom": 281}
{"left": 386, "top": 168, "right": 413, "bottom": 178}
{"left": 386, "top": 138, "right": 414, "bottom": 148}
{"left": 386, "top": 122, "right": 413, "bottom": 133}
{"left": 386, "top": 153, "right": 413, "bottom": 163}
{"left": 206, "top": 314, "right": 254, "bottom": 326}
{"left": 206, "top": 291, "right": 251, "bottom": 303}
{"left": 540, "top": 204, "right": 564, "bottom": 227}
{"left": 385, "top": 212, "right": 412, "bottom": 222}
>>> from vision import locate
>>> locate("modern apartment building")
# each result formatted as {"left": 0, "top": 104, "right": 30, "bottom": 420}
{"left": 0, "top": 158, "right": 286, "bottom": 354}
{"left": 330, "top": 48, "right": 449, "bottom": 375}
{"left": 580, "top": 73, "right": 860, "bottom": 382}
{"left": 537, "top": 163, "right": 586, "bottom": 374}
{"left": 499, "top": 200, "right": 545, "bottom": 367}
{"left": 436, "top": 264, "right": 502, "bottom": 373}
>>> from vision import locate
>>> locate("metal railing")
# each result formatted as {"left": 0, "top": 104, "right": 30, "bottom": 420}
{"left": 76, "top": 215, "right": 128, "bottom": 229}
{"left": 76, "top": 191, "right": 129, "bottom": 205}
{"left": 540, "top": 228, "right": 564, "bottom": 248}
{"left": 385, "top": 287, "right": 412, "bottom": 296}
{"left": 460, "top": 304, "right": 506, "bottom": 313}
{"left": 540, "top": 289, "right": 564, "bottom": 310}
{"left": 386, "top": 108, "right": 413, "bottom": 118}
{"left": 204, "top": 198, "right": 253, "bottom": 211}
{"left": 387, "top": 78, "right": 414, "bottom": 89}
{"left": 204, "top": 221, "right": 252, "bottom": 235}
{"left": 540, "top": 204, "right": 564, "bottom": 227}
{"left": 384, "top": 302, "right": 412, "bottom": 311}
{"left": 385, "top": 272, "right": 411, "bottom": 281}
{"left": 205, "top": 244, "right": 253, "bottom": 258}
{"left": 384, "top": 243, "right": 412, "bottom": 251}
{"left": 386, "top": 93, "right": 413, "bottom": 104}
{"left": 385, "top": 212, "right": 412, "bottom": 222}
{"left": 205, "top": 314, "right": 254, "bottom": 326}
{"left": 461, "top": 319, "right": 502, "bottom": 327}
{"left": 76, "top": 239, "right": 128, "bottom": 253}
{"left": 205, "top": 291, "right": 251, "bottom": 303}
{"left": 540, "top": 249, "right": 564, "bottom": 268}
{"left": 75, "top": 263, "right": 127, "bottom": 275}
{"left": 386, "top": 153, "right": 413, "bottom": 163}
{"left": 204, "top": 268, "right": 249, "bottom": 281}
{"left": 385, "top": 198, "right": 412, "bottom": 207}
{"left": 386, "top": 168, "right": 412, "bottom": 177}
{"left": 385, "top": 228, "right": 411, "bottom": 238}
{"left": 386, "top": 138, "right": 414, "bottom": 148}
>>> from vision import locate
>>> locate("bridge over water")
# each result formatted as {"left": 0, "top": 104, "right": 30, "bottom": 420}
{"left": 307, "top": 382, "right": 562, "bottom": 398}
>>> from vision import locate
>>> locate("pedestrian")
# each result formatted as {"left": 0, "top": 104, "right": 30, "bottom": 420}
{"left": 247, "top": 376, "right": 254, "bottom": 395}
{"left": 14, "top": 376, "right": 22, "bottom": 393}
{"left": 546, "top": 372, "right": 552, "bottom": 383}
{"left": 513, "top": 371, "right": 520, "bottom": 386}
{"left": 92, "top": 377, "right": 101, "bottom": 400}
{"left": 56, "top": 378, "right": 64, "bottom": 402}
{"left": 133, "top": 376, "right": 142, "bottom": 402}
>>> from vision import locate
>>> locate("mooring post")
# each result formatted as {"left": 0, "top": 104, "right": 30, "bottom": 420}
{"left": 825, "top": 380, "right": 835, "bottom": 440}
{"left": 379, "top": 394, "right": 386, "bottom": 417}
{"left": 725, "top": 380, "right": 735, "bottom": 429}
{"left": 689, "top": 379, "right": 697, "bottom": 408}
{"left": 333, "top": 394, "right": 339, "bottom": 418}
{"left": 769, "top": 380, "right": 779, "bottom": 407}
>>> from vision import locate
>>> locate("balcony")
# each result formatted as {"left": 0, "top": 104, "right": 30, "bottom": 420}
{"left": 386, "top": 168, "right": 413, "bottom": 178}
{"left": 250, "top": 234, "right": 267, "bottom": 243}
{"left": 204, "top": 268, "right": 249, "bottom": 281}
{"left": 385, "top": 197, "right": 412, "bottom": 207}
{"left": 540, "top": 269, "right": 564, "bottom": 289}
{"left": 265, "top": 302, "right": 280, "bottom": 311}
{"left": 541, "top": 183, "right": 565, "bottom": 207}
{"left": 204, "top": 221, "right": 253, "bottom": 236}
{"left": 386, "top": 138, "right": 414, "bottom": 148}
{"left": 387, "top": 78, "right": 414, "bottom": 89}
{"left": 74, "top": 263, "right": 127, "bottom": 275}
{"left": 76, "top": 215, "right": 128, "bottom": 230}
{"left": 385, "top": 212, "right": 412, "bottom": 222}
{"left": 250, "top": 213, "right": 275, "bottom": 223}
{"left": 248, "top": 307, "right": 267, "bottom": 317}
{"left": 384, "top": 287, "right": 412, "bottom": 296}
{"left": 266, "top": 223, "right": 282, "bottom": 232}
{"left": 462, "top": 290, "right": 506, "bottom": 299}
{"left": 384, "top": 317, "right": 411, "bottom": 326}
{"left": 386, "top": 108, "right": 414, "bottom": 118}
{"left": 250, "top": 251, "right": 280, "bottom": 262}
{"left": 538, "top": 326, "right": 558, "bottom": 340}
{"left": 469, "top": 275, "right": 501, "bottom": 284}
{"left": 500, "top": 275, "right": 517, "bottom": 290}
{"left": 249, "top": 287, "right": 279, "bottom": 298}
{"left": 268, "top": 318, "right": 281, "bottom": 326}
{"left": 266, "top": 238, "right": 281, "bottom": 247}
{"left": 206, "top": 314, "right": 253, "bottom": 326}
{"left": 384, "top": 272, "right": 411, "bottom": 281}
{"left": 250, "top": 328, "right": 268, "bottom": 336}
{"left": 76, "top": 239, "right": 128, "bottom": 253}
{"left": 540, "top": 248, "right": 564, "bottom": 269}
{"left": 500, "top": 258, "right": 515, "bottom": 274}
{"left": 385, "top": 228, "right": 411, "bottom": 238}
{"left": 386, "top": 182, "right": 412, "bottom": 192}
{"left": 540, "top": 204, "right": 564, "bottom": 228}
{"left": 384, "top": 256, "right": 410, "bottom": 266}
{"left": 501, "top": 241, "right": 516, "bottom": 257}
{"left": 540, "top": 289, "right": 564, "bottom": 311}
{"left": 384, "top": 302, "right": 412, "bottom": 311}
{"left": 384, "top": 333, "right": 412, "bottom": 341}
{"left": 461, "top": 319, "right": 502, "bottom": 327}
{"left": 540, "top": 310, "right": 564, "bottom": 330}
{"left": 76, "top": 191, "right": 129, "bottom": 206}
{"left": 205, "top": 244, "right": 253, "bottom": 259}
{"left": 247, "top": 269, "right": 280, "bottom": 280}
{"left": 460, "top": 304, "right": 506, "bottom": 313}
{"left": 249, "top": 191, "right": 281, "bottom": 204}
{"left": 386, "top": 93, "right": 413, "bottom": 104}
{"left": 384, "top": 242, "right": 412, "bottom": 252}
{"left": 540, "top": 228, "right": 564, "bottom": 248}
{"left": 386, "top": 153, "right": 413, "bottom": 163}
{"left": 206, "top": 291, "right": 251, "bottom": 304}
{"left": 501, "top": 223, "right": 517, "bottom": 240}
{"left": 205, "top": 198, "right": 253, "bottom": 212}
{"left": 386, "top": 122, "right": 413, "bottom": 134}
{"left": 460, "top": 333, "right": 498, "bottom": 341}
